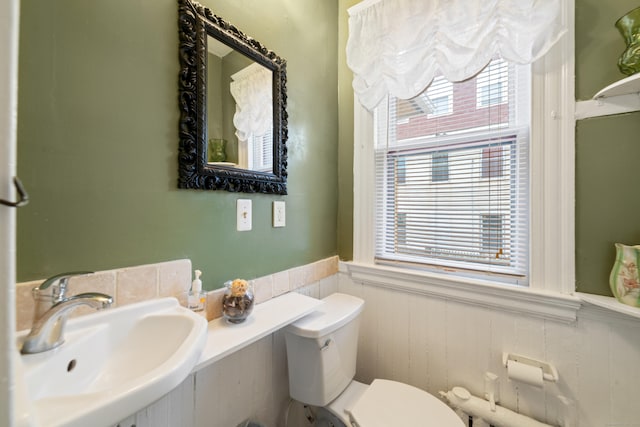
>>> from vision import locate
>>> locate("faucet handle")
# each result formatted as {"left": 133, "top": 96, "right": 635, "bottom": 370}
{"left": 32, "top": 271, "right": 93, "bottom": 320}
{"left": 34, "top": 271, "right": 93, "bottom": 295}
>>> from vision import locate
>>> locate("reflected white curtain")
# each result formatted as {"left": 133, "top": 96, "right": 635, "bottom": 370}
{"left": 230, "top": 62, "right": 272, "bottom": 143}
{"left": 346, "top": 0, "right": 567, "bottom": 110}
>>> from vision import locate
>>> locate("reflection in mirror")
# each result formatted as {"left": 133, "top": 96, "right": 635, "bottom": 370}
{"left": 206, "top": 36, "right": 273, "bottom": 172}
{"left": 178, "top": 0, "right": 287, "bottom": 194}
{"left": 230, "top": 62, "right": 273, "bottom": 172}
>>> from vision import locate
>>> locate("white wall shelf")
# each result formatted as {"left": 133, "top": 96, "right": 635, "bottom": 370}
{"left": 193, "top": 292, "right": 323, "bottom": 371}
{"left": 576, "top": 292, "right": 640, "bottom": 321}
{"left": 593, "top": 72, "right": 640, "bottom": 98}
{"left": 575, "top": 73, "right": 640, "bottom": 120}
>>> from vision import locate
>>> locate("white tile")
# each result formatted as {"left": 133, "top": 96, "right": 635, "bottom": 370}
{"left": 158, "top": 259, "right": 191, "bottom": 300}
{"left": 253, "top": 274, "right": 274, "bottom": 304}
{"left": 297, "top": 281, "right": 320, "bottom": 299}
{"left": 272, "top": 271, "right": 290, "bottom": 296}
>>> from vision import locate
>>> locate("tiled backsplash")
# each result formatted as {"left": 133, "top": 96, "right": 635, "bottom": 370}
{"left": 15, "top": 256, "right": 339, "bottom": 331}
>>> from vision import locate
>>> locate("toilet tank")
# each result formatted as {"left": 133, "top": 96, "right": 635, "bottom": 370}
{"left": 284, "top": 293, "right": 364, "bottom": 406}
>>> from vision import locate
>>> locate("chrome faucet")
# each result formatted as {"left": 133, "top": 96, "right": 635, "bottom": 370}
{"left": 21, "top": 271, "right": 113, "bottom": 354}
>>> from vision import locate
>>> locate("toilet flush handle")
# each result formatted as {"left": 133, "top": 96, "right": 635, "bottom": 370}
{"left": 320, "top": 338, "right": 332, "bottom": 351}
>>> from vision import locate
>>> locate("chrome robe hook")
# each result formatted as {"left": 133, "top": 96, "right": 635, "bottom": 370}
{"left": 0, "top": 176, "right": 29, "bottom": 207}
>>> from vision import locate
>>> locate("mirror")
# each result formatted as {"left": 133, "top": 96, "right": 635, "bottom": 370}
{"left": 178, "top": 0, "right": 288, "bottom": 194}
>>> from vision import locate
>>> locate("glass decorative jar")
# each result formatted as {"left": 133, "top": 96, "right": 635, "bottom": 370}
{"left": 616, "top": 7, "right": 640, "bottom": 76}
{"left": 208, "top": 138, "right": 227, "bottom": 162}
{"left": 222, "top": 279, "right": 255, "bottom": 323}
{"left": 609, "top": 243, "right": 640, "bottom": 307}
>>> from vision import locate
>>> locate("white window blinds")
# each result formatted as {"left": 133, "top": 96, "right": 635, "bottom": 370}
{"left": 374, "top": 58, "right": 530, "bottom": 280}
{"left": 249, "top": 128, "right": 273, "bottom": 172}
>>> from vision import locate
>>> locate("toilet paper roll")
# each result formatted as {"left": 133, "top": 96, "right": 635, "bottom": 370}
{"left": 507, "top": 360, "right": 544, "bottom": 387}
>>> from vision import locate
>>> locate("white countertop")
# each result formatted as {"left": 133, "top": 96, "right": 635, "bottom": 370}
{"left": 193, "top": 292, "right": 324, "bottom": 371}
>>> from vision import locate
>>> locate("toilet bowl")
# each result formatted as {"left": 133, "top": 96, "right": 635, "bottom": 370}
{"left": 284, "top": 293, "right": 463, "bottom": 427}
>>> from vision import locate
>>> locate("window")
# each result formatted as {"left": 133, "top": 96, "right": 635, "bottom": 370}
{"left": 350, "top": 0, "right": 574, "bottom": 298}
{"left": 395, "top": 77, "right": 453, "bottom": 122}
{"left": 476, "top": 59, "right": 508, "bottom": 108}
{"left": 431, "top": 152, "right": 449, "bottom": 182}
{"left": 248, "top": 129, "right": 273, "bottom": 172}
{"left": 425, "top": 77, "right": 453, "bottom": 117}
{"left": 481, "top": 214, "right": 503, "bottom": 256}
{"left": 481, "top": 146, "right": 504, "bottom": 178}
{"left": 374, "top": 58, "right": 530, "bottom": 279}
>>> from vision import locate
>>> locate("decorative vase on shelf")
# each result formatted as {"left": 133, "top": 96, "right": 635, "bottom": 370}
{"left": 222, "top": 279, "right": 255, "bottom": 323}
{"left": 616, "top": 6, "right": 640, "bottom": 76}
{"left": 208, "top": 138, "right": 227, "bottom": 163}
{"left": 609, "top": 243, "right": 640, "bottom": 307}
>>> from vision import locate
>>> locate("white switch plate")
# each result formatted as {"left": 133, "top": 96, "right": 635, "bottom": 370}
{"left": 273, "top": 201, "right": 286, "bottom": 227}
{"left": 237, "top": 199, "right": 252, "bottom": 231}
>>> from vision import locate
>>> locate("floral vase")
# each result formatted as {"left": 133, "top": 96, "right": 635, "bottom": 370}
{"left": 616, "top": 7, "right": 640, "bottom": 76}
{"left": 222, "top": 279, "right": 255, "bottom": 323}
{"left": 609, "top": 243, "right": 640, "bottom": 307}
{"left": 208, "top": 138, "right": 227, "bottom": 162}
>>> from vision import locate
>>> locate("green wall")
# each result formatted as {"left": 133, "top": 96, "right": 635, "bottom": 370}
{"left": 337, "top": 0, "right": 359, "bottom": 261}
{"left": 575, "top": 0, "right": 640, "bottom": 295}
{"left": 17, "top": 0, "right": 339, "bottom": 290}
{"left": 206, "top": 53, "right": 224, "bottom": 148}
{"left": 20, "top": 0, "right": 639, "bottom": 296}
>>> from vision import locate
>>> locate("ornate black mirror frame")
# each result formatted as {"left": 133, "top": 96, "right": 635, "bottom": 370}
{"left": 178, "top": 0, "right": 288, "bottom": 194}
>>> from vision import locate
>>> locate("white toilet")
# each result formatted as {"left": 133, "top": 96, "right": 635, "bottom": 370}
{"left": 284, "top": 293, "right": 464, "bottom": 427}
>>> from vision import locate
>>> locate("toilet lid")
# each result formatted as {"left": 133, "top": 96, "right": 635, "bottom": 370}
{"left": 348, "top": 379, "right": 464, "bottom": 427}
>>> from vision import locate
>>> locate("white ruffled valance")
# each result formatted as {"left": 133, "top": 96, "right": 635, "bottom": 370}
{"left": 230, "top": 62, "right": 272, "bottom": 142}
{"left": 347, "top": 0, "right": 567, "bottom": 110}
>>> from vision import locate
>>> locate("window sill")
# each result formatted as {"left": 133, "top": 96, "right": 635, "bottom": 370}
{"left": 341, "top": 261, "right": 582, "bottom": 323}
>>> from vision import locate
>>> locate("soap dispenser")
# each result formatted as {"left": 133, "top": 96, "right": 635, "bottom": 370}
{"left": 187, "top": 269, "right": 207, "bottom": 314}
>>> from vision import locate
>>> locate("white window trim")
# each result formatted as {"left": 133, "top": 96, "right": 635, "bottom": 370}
{"left": 349, "top": 0, "right": 578, "bottom": 322}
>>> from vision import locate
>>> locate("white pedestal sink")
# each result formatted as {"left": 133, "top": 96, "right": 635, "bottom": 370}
{"left": 16, "top": 297, "right": 208, "bottom": 427}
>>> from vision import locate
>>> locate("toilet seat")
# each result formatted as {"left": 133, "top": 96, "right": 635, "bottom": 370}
{"left": 346, "top": 379, "right": 464, "bottom": 427}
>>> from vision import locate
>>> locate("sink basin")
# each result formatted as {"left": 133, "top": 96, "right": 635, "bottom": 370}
{"left": 17, "top": 297, "right": 208, "bottom": 427}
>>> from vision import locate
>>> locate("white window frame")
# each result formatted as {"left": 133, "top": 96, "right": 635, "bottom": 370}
{"left": 347, "top": 0, "right": 580, "bottom": 322}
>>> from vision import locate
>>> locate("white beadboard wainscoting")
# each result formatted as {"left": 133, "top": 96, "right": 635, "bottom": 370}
{"left": 115, "top": 269, "right": 639, "bottom": 427}
{"left": 339, "top": 269, "right": 640, "bottom": 427}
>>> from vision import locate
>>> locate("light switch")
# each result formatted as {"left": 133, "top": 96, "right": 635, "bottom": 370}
{"left": 237, "top": 199, "right": 252, "bottom": 231}
{"left": 273, "top": 201, "right": 286, "bottom": 227}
